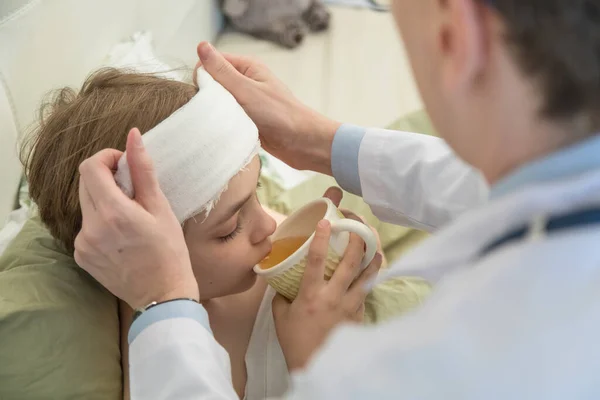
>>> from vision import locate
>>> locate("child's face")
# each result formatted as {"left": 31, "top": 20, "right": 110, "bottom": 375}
{"left": 183, "top": 156, "right": 277, "bottom": 300}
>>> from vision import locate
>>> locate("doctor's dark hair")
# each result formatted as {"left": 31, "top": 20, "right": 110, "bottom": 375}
{"left": 21, "top": 68, "right": 198, "bottom": 253}
{"left": 489, "top": 0, "right": 600, "bottom": 133}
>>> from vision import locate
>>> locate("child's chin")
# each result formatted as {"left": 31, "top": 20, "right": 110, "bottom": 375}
{"left": 235, "top": 273, "right": 259, "bottom": 293}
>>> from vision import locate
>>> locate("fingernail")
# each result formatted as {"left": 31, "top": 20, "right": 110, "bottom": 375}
{"left": 132, "top": 129, "right": 144, "bottom": 149}
{"left": 198, "top": 42, "right": 214, "bottom": 61}
{"left": 318, "top": 220, "right": 330, "bottom": 229}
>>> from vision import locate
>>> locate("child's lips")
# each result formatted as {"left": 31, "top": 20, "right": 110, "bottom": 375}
{"left": 254, "top": 241, "right": 273, "bottom": 271}
{"left": 261, "top": 241, "right": 273, "bottom": 261}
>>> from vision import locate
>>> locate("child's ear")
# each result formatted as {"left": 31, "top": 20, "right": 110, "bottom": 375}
{"left": 223, "top": 0, "right": 250, "bottom": 18}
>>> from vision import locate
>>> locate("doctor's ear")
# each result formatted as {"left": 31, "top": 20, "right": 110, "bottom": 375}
{"left": 438, "top": 0, "right": 487, "bottom": 93}
{"left": 223, "top": 0, "right": 250, "bottom": 18}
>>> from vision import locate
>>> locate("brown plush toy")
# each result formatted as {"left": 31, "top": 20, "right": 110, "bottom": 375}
{"left": 222, "top": 0, "right": 331, "bottom": 49}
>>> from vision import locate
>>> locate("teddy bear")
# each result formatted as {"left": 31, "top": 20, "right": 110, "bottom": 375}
{"left": 222, "top": 0, "right": 331, "bottom": 48}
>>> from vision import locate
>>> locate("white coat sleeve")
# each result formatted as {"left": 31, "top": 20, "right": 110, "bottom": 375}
{"left": 331, "top": 125, "right": 488, "bottom": 231}
{"left": 128, "top": 300, "right": 241, "bottom": 400}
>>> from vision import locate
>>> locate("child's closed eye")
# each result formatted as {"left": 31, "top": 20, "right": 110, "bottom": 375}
{"left": 219, "top": 220, "right": 244, "bottom": 242}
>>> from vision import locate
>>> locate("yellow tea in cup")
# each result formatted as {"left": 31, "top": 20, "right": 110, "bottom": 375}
{"left": 259, "top": 236, "right": 310, "bottom": 270}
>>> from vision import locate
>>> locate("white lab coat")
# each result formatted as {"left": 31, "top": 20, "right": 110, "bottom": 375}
{"left": 129, "top": 128, "right": 600, "bottom": 399}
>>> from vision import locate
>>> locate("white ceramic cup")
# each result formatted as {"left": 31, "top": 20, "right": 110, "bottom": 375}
{"left": 254, "top": 198, "right": 378, "bottom": 300}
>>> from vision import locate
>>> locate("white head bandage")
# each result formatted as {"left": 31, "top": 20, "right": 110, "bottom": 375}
{"left": 114, "top": 68, "right": 260, "bottom": 222}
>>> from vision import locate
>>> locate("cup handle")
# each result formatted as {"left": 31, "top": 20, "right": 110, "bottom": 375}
{"left": 330, "top": 218, "right": 378, "bottom": 270}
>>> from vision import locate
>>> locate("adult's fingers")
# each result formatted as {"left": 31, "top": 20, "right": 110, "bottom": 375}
{"left": 323, "top": 187, "right": 343, "bottom": 208}
{"left": 340, "top": 209, "right": 383, "bottom": 253}
{"left": 78, "top": 176, "right": 97, "bottom": 221}
{"left": 297, "top": 220, "right": 331, "bottom": 300}
{"left": 221, "top": 53, "right": 272, "bottom": 82}
{"left": 195, "top": 47, "right": 268, "bottom": 81}
{"left": 350, "top": 303, "right": 365, "bottom": 324}
{"left": 346, "top": 211, "right": 383, "bottom": 253}
{"left": 125, "top": 128, "right": 164, "bottom": 213}
{"left": 346, "top": 253, "right": 383, "bottom": 309}
{"left": 197, "top": 42, "right": 250, "bottom": 94}
{"left": 78, "top": 148, "right": 126, "bottom": 207}
{"left": 339, "top": 208, "right": 361, "bottom": 222}
{"left": 221, "top": 53, "right": 259, "bottom": 76}
{"left": 328, "top": 232, "right": 365, "bottom": 295}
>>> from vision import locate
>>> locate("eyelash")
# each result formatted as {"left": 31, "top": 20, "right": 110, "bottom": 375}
{"left": 218, "top": 182, "right": 261, "bottom": 243}
{"left": 219, "top": 220, "right": 243, "bottom": 243}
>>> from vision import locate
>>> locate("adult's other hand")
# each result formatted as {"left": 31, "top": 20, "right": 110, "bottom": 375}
{"left": 74, "top": 128, "right": 199, "bottom": 310}
{"left": 196, "top": 42, "right": 341, "bottom": 175}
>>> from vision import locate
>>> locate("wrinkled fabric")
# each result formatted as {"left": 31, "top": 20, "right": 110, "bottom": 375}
{"left": 0, "top": 217, "right": 121, "bottom": 400}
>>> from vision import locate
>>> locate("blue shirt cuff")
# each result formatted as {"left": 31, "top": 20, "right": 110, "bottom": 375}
{"left": 128, "top": 300, "right": 211, "bottom": 344}
{"left": 331, "top": 124, "right": 366, "bottom": 196}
